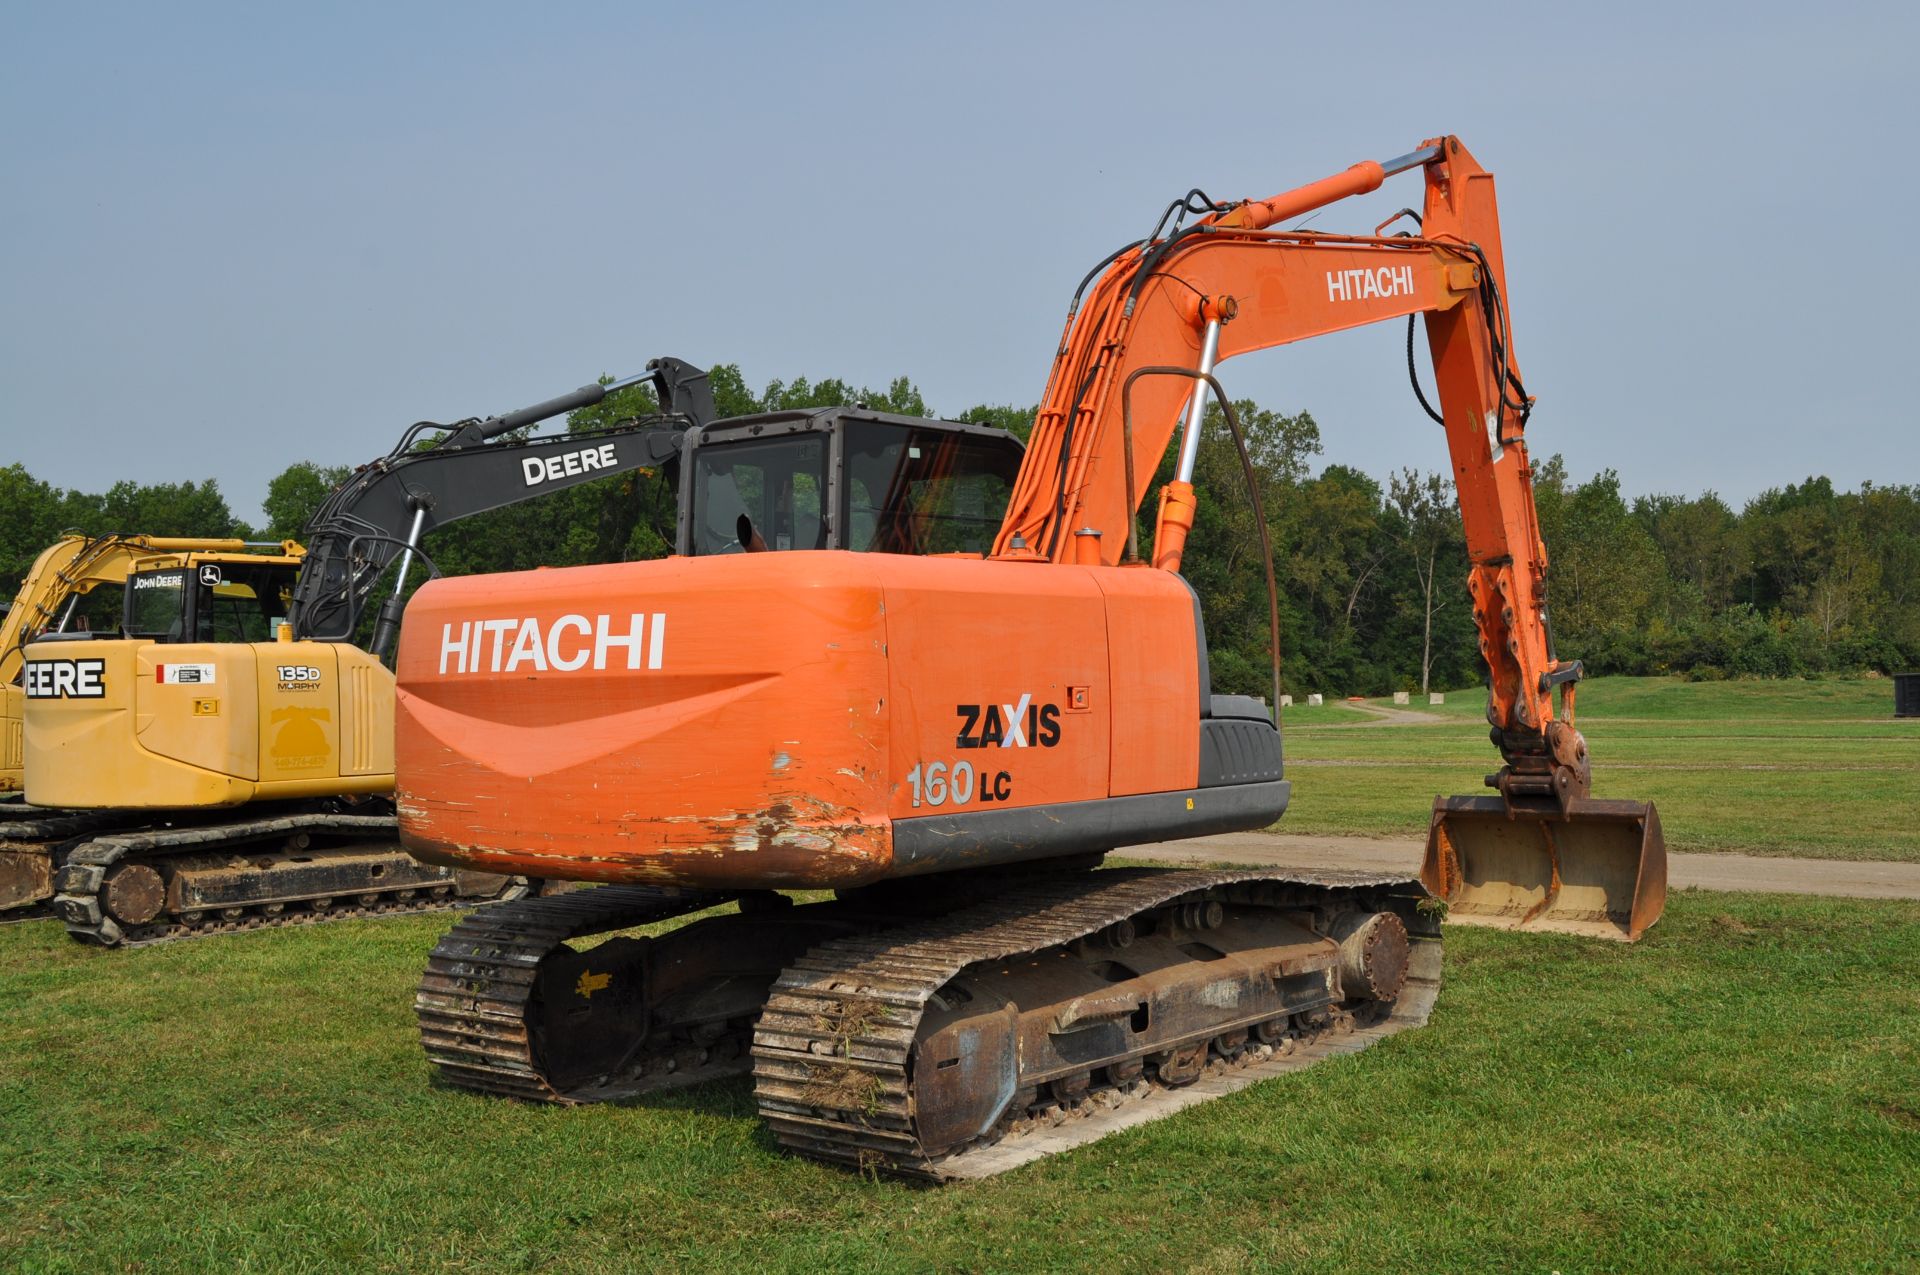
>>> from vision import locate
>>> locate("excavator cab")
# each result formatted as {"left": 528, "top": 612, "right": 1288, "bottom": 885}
{"left": 680, "top": 409, "right": 1024, "bottom": 559}
{"left": 121, "top": 560, "right": 301, "bottom": 643}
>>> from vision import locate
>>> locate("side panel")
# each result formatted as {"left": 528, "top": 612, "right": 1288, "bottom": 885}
{"left": 396, "top": 553, "right": 894, "bottom": 888}
{"left": 393, "top": 553, "right": 1236, "bottom": 891}
{"left": 880, "top": 566, "right": 1109, "bottom": 822}
{"left": 335, "top": 648, "right": 394, "bottom": 778}
{"left": 25, "top": 639, "right": 257, "bottom": 807}
{"left": 1093, "top": 569, "right": 1201, "bottom": 795}
{"left": 135, "top": 642, "right": 263, "bottom": 784}
{"left": 1, "top": 685, "right": 21, "bottom": 793}
{"left": 23, "top": 637, "right": 389, "bottom": 808}
{"left": 253, "top": 643, "right": 353, "bottom": 788}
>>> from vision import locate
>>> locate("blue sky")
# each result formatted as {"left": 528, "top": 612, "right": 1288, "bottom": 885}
{"left": 2, "top": 1, "right": 1914, "bottom": 521}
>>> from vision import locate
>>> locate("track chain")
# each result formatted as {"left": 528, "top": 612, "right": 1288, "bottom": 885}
{"left": 752, "top": 866, "right": 1435, "bottom": 1180}
{"left": 50, "top": 813, "right": 530, "bottom": 947}
{"left": 0, "top": 902, "right": 54, "bottom": 926}
{"left": 0, "top": 805, "right": 132, "bottom": 842}
{"left": 415, "top": 885, "right": 733, "bottom": 1102}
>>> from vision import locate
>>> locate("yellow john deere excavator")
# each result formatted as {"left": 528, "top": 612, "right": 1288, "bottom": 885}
{"left": 2, "top": 535, "right": 307, "bottom": 918}
{"left": 3, "top": 534, "right": 307, "bottom": 797}
{"left": 14, "top": 358, "right": 716, "bottom": 944}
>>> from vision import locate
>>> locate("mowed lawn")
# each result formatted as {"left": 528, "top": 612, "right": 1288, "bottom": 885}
{"left": 1276, "top": 676, "right": 1919, "bottom": 861}
{"left": 3, "top": 887, "right": 1917, "bottom": 1273}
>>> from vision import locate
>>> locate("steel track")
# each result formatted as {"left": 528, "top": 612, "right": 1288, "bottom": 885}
{"left": 415, "top": 885, "right": 736, "bottom": 1102}
{"left": 751, "top": 866, "right": 1439, "bottom": 1179}
{"left": 411, "top": 866, "right": 1440, "bottom": 1180}
{"left": 49, "top": 813, "right": 531, "bottom": 946}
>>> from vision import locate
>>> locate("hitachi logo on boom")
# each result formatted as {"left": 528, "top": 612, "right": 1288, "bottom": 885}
{"left": 1326, "top": 264, "right": 1415, "bottom": 303}
{"left": 438, "top": 613, "right": 665, "bottom": 674}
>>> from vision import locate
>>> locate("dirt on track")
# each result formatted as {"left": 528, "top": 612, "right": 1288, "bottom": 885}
{"left": 1127, "top": 832, "right": 1920, "bottom": 902}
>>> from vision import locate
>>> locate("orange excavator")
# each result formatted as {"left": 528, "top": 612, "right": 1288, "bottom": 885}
{"left": 400, "top": 136, "right": 1667, "bottom": 1179}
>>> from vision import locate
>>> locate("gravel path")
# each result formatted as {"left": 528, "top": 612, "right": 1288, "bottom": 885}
{"left": 1311, "top": 701, "right": 1452, "bottom": 726}
{"left": 1126, "top": 832, "right": 1920, "bottom": 901}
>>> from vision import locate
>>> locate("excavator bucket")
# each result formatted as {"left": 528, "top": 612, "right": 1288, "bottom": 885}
{"left": 1420, "top": 795, "right": 1667, "bottom": 942}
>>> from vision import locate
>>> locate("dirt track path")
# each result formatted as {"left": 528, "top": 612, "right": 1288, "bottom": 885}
{"left": 1320, "top": 702, "right": 1451, "bottom": 726}
{"left": 1126, "top": 832, "right": 1920, "bottom": 901}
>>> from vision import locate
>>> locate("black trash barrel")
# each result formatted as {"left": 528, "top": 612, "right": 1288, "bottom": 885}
{"left": 1897, "top": 672, "right": 1920, "bottom": 718}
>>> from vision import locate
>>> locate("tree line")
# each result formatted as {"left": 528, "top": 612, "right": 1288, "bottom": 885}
{"left": 4, "top": 365, "right": 1915, "bottom": 694}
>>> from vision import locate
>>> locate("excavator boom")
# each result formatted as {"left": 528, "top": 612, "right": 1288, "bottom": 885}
{"left": 993, "top": 136, "right": 1664, "bottom": 940}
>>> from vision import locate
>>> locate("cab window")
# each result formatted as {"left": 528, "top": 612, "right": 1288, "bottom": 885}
{"left": 124, "top": 570, "right": 188, "bottom": 639}
{"left": 690, "top": 435, "right": 829, "bottom": 555}
{"left": 193, "top": 564, "right": 298, "bottom": 642}
{"left": 121, "top": 564, "right": 299, "bottom": 643}
{"left": 50, "top": 584, "right": 125, "bottom": 637}
{"left": 842, "top": 422, "right": 1019, "bottom": 556}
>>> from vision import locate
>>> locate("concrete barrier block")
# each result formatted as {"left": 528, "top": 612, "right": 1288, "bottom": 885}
{"left": 1393, "top": 691, "right": 1410, "bottom": 705}
{"left": 1429, "top": 692, "right": 1445, "bottom": 705}
{"left": 1307, "top": 693, "right": 1324, "bottom": 707}
{"left": 1279, "top": 695, "right": 1293, "bottom": 707}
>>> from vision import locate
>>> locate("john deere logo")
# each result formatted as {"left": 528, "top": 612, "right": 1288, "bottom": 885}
{"left": 575, "top": 970, "right": 611, "bottom": 999}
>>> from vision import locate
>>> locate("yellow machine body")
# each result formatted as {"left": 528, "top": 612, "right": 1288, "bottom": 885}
{"left": 2, "top": 536, "right": 307, "bottom": 793}
{"left": 2, "top": 683, "right": 23, "bottom": 795}
{"left": 23, "top": 637, "right": 393, "bottom": 809}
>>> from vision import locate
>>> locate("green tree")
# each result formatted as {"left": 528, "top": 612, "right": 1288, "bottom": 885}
{"left": 0, "top": 464, "right": 71, "bottom": 589}
{"left": 261, "top": 462, "right": 352, "bottom": 541}
{"left": 1387, "top": 468, "right": 1463, "bottom": 694}
{"left": 705, "top": 364, "right": 760, "bottom": 418}
{"left": 759, "top": 373, "right": 930, "bottom": 416}
{"left": 956, "top": 403, "right": 1036, "bottom": 442}
{"left": 1147, "top": 403, "right": 1325, "bottom": 696}
{"left": 1537, "top": 467, "right": 1666, "bottom": 649}
{"left": 1804, "top": 516, "right": 1881, "bottom": 641}
{"left": 14, "top": 372, "right": 1909, "bottom": 686}
{"left": 91, "top": 478, "right": 241, "bottom": 539}
{"left": 1859, "top": 483, "right": 1920, "bottom": 646}
{"left": 1635, "top": 490, "right": 1744, "bottom": 612}
{"left": 1283, "top": 464, "right": 1385, "bottom": 693}
{"left": 1742, "top": 477, "right": 1837, "bottom": 613}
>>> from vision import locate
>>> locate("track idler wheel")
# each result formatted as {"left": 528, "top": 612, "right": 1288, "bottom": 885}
{"left": 1330, "top": 911, "right": 1411, "bottom": 1002}
{"left": 101, "top": 864, "right": 165, "bottom": 926}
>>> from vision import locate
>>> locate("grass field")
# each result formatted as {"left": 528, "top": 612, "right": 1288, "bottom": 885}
{"left": 2, "top": 892, "right": 1915, "bottom": 1273}
{"left": 1276, "top": 676, "right": 1919, "bottom": 861}
{"left": 3, "top": 675, "right": 1916, "bottom": 1272}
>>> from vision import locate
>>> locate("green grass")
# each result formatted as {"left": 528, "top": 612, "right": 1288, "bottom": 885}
{"left": 1277, "top": 676, "right": 1919, "bottom": 860}
{"left": 3, "top": 891, "right": 1917, "bottom": 1273}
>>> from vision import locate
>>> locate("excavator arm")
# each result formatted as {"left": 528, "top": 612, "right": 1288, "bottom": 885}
{"left": 289, "top": 356, "right": 716, "bottom": 655}
{"left": 995, "top": 137, "right": 1665, "bottom": 940}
